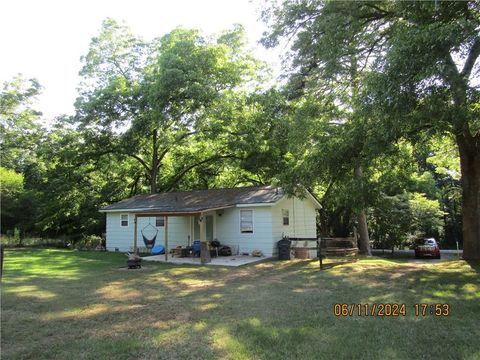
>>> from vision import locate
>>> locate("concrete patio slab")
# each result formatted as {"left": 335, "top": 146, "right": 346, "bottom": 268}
{"left": 141, "top": 254, "right": 271, "bottom": 267}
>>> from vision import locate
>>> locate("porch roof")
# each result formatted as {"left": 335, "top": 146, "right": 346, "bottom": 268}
{"left": 100, "top": 186, "right": 285, "bottom": 214}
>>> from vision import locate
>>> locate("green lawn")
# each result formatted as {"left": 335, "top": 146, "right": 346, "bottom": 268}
{"left": 1, "top": 249, "right": 479, "bottom": 360}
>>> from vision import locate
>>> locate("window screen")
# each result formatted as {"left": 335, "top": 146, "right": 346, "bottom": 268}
{"left": 282, "top": 209, "right": 289, "bottom": 225}
{"left": 120, "top": 214, "right": 129, "bottom": 227}
{"left": 156, "top": 216, "right": 165, "bottom": 227}
{"left": 240, "top": 210, "right": 253, "bottom": 233}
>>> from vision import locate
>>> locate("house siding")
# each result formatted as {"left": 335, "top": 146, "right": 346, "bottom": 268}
{"left": 215, "top": 207, "right": 274, "bottom": 257}
{"left": 106, "top": 213, "right": 190, "bottom": 252}
{"left": 271, "top": 196, "right": 318, "bottom": 256}
{"left": 105, "top": 195, "right": 318, "bottom": 257}
{"left": 106, "top": 213, "right": 135, "bottom": 251}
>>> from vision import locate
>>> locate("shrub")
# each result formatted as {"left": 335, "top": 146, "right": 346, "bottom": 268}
{"left": 369, "top": 192, "right": 446, "bottom": 251}
{"left": 74, "top": 235, "right": 104, "bottom": 250}
{"left": 1, "top": 235, "right": 69, "bottom": 248}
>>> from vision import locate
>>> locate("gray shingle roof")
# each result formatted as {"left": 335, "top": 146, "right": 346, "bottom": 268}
{"left": 100, "top": 186, "right": 285, "bottom": 213}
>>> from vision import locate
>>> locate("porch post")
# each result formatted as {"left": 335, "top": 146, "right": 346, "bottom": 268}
{"left": 189, "top": 216, "right": 192, "bottom": 246}
{"left": 165, "top": 215, "right": 169, "bottom": 261}
{"left": 133, "top": 214, "right": 138, "bottom": 254}
{"left": 199, "top": 212, "right": 211, "bottom": 264}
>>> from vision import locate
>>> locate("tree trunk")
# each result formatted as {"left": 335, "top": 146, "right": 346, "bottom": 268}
{"left": 354, "top": 165, "right": 372, "bottom": 255}
{"left": 457, "top": 134, "right": 480, "bottom": 260}
{"left": 150, "top": 129, "right": 159, "bottom": 194}
{"left": 349, "top": 55, "right": 371, "bottom": 256}
{"left": 357, "top": 209, "right": 371, "bottom": 255}
{"left": 443, "top": 48, "right": 480, "bottom": 260}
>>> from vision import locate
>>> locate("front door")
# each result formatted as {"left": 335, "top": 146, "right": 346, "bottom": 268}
{"left": 193, "top": 215, "right": 214, "bottom": 241}
{"left": 206, "top": 215, "right": 214, "bottom": 242}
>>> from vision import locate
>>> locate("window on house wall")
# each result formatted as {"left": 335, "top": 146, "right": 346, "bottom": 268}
{"left": 282, "top": 209, "right": 289, "bottom": 225}
{"left": 240, "top": 210, "right": 253, "bottom": 233}
{"left": 156, "top": 216, "right": 165, "bottom": 227}
{"left": 120, "top": 214, "right": 129, "bottom": 227}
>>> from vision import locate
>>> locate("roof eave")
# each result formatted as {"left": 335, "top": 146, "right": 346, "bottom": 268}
{"left": 305, "top": 190, "right": 322, "bottom": 209}
{"left": 236, "top": 199, "right": 283, "bottom": 207}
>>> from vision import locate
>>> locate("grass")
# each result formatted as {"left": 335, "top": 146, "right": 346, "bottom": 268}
{"left": 1, "top": 249, "right": 479, "bottom": 360}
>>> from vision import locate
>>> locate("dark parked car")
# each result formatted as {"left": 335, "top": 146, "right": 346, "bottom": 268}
{"left": 414, "top": 238, "right": 441, "bottom": 259}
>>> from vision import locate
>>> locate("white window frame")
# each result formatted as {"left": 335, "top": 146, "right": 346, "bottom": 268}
{"left": 282, "top": 209, "right": 290, "bottom": 226}
{"left": 120, "top": 214, "right": 129, "bottom": 227}
{"left": 155, "top": 216, "right": 165, "bottom": 227}
{"left": 240, "top": 209, "right": 253, "bottom": 234}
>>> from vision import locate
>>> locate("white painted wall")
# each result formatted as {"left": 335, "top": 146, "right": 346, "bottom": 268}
{"left": 271, "top": 196, "right": 318, "bottom": 257}
{"left": 106, "top": 212, "right": 135, "bottom": 251}
{"left": 104, "top": 195, "right": 318, "bottom": 257}
{"left": 106, "top": 213, "right": 190, "bottom": 252}
{"left": 215, "top": 207, "right": 274, "bottom": 256}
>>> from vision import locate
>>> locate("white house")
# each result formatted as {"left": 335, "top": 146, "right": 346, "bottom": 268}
{"left": 100, "top": 186, "right": 321, "bottom": 258}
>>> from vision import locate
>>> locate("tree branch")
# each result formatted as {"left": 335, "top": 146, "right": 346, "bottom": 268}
{"left": 461, "top": 37, "right": 480, "bottom": 79}
{"left": 236, "top": 177, "right": 265, "bottom": 186}
{"left": 129, "top": 154, "right": 151, "bottom": 174}
{"left": 155, "top": 131, "right": 197, "bottom": 171}
{"left": 128, "top": 173, "right": 142, "bottom": 197}
{"left": 444, "top": 53, "right": 463, "bottom": 87}
{"left": 111, "top": 58, "right": 132, "bottom": 87}
{"left": 156, "top": 148, "right": 169, "bottom": 171}
{"left": 74, "top": 149, "right": 116, "bottom": 167}
{"left": 162, "top": 154, "right": 237, "bottom": 192}
{"left": 362, "top": 3, "right": 394, "bottom": 18}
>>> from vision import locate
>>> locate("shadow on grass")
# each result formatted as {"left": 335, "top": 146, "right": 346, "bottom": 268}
{"left": 2, "top": 250, "right": 480, "bottom": 360}
{"left": 465, "top": 260, "right": 480, "bottom": 273}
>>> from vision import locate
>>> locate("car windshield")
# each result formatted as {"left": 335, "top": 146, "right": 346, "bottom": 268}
{"left": 417, "top": 239, "right": 436, "bottom": 246}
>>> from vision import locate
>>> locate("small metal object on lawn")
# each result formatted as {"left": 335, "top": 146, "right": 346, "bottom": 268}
{"left": 127, "top": 259, "right": 142, "bottom": 269}
{"left": 126, "top": 252, "right": 142, "bottom": 269}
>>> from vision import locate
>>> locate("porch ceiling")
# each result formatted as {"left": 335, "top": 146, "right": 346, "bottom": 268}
{"left": 129, "top": 205, "right": 234, "bottom": 216}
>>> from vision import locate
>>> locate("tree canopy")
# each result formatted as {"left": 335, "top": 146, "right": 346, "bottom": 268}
{"left": 261, "top": 0, "right": 480, "bottom": 259}
{"left": 1, "top": 10, "right": 475, "bottom": 258}
{"left": 75, "top": 19, "right": 265, "bottom": 194}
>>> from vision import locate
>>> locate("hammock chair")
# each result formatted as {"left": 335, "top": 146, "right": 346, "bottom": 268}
{"left": 141, "top": 219, "right": 159, "bottom": 250}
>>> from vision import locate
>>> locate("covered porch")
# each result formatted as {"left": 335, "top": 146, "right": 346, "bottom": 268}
{"left": 133, "top": 207, "right": 230, "bottom": 264}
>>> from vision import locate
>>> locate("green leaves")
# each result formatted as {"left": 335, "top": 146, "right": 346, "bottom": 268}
{"left": 260, "top": 0, "right": 479, "bottom": 243}
{"left": 75, "top": 20, "right": 265, "bottom": 194}
{"left": 0, "top": 76, "right": 45, "bottom": 173}
{"left": 0, "top": 167, "right": 24, "bottom": 230}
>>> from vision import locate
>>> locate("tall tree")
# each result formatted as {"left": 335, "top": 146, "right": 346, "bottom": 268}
{"left": 0, "top": 75, "right": 43, "bottom": 171}
{"left": 28, "top": 118, "right": 140, "bottom": 238}
{"left": 262, "top": 2, "right": 382, "bottom": 254}
{"left": 262, "top": 1, "right": 480, "bottom": 259}
{"left": 0, "top": 167, "right": 24, "bottom": 234}
{"left": 0, "top": 76, "right": 44, "bottom": 236}
{"left": 76, "top": 19, "right": 262, "bottom": 193}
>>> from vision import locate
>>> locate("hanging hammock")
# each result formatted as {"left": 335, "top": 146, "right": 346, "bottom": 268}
{"left": 141, "top": 221, "right": 158, "bottom": 250}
